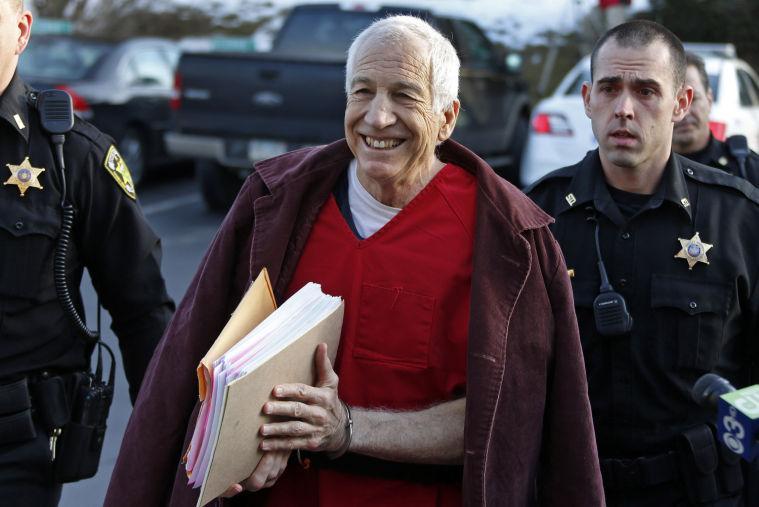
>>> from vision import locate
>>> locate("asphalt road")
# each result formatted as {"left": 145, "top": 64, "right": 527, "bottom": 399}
{"left": 60, "top": 167, "right": 225, "bottom": 507}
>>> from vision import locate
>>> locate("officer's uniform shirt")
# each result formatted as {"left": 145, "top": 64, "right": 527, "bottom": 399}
{"left": 527, "top": 149, "right": 759, "bottom": 459}
{"left": 684, "top": 133, "right": 759, "bottom": 187}
{"left": 0, "top": 73, "right": 174, "bottom": 402}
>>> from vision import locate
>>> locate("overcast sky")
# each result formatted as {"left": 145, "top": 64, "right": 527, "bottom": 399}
{"left": 175, "top": 0, "right": 649, "bottom": 45}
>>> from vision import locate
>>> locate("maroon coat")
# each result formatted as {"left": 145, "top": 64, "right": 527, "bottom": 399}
{"left": 105, "top": 139, "right": 603, "bottom": 506}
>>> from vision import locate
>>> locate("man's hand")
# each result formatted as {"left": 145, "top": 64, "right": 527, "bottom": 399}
{"left": 221, "top": 449, "right": 290, "bottom": 497}
{"left": 259, "top": 343, "right": 348, "bottom": 453}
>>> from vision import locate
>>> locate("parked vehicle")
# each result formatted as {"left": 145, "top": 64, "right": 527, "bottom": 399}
{"left": 18, "top": 35, "right": 181, "bottom": 186}
{"left": 166, "top": 3, "right": 531, "bottom": 210}
{"left": 519, "top": 44, "right": 759, "bottom": 187}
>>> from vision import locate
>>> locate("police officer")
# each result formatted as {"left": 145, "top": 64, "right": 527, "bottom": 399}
{"left": 672, "top": 52, "right": 759, "bottom": 187}
{"left": 0, "top": 2, "right": 174, "bottom": 505}
{"left": 527, "top": 21, "right": 759, "bottom": 506}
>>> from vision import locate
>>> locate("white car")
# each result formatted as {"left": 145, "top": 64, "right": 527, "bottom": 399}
{"left": 519, "top": 45, "right": 759, "bottom": 188}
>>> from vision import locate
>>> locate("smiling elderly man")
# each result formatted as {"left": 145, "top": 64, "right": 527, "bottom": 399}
{"left": 105, "top": 16, "right": 602, "bottom": 507}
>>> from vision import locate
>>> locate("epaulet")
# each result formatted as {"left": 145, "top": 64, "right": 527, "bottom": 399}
{"left": 523, "top": 164, "right": 576, "bottom": 194}
{"left": 681, "top": 157, "right": 759, "bottom": 205}
{"left": 69, "top": 117, "right": 110, "bottom": 148}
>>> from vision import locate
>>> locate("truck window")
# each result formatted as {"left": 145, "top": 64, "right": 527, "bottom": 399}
{"left": 452, "top": 20, "right": 495, "bottom": 70}
{"left": 275, "top": 10, "right": 376, "bottom": 59}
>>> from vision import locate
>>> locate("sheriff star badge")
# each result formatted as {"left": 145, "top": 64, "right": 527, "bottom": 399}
{"left": 4, "top": 157, "right": 45, "bottom": 197}
{"left": 675, "top": 232, "right": 713, "bottom": 270}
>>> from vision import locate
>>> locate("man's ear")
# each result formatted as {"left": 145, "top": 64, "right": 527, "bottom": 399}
{"left": 673, "top": 84, "right": 693, "bottom": 122}
{"left": 581, "top": 82, "right": 592, "bottom": 119}
{"left": 15, "top": 10, "right": 32, "bottom": 55}
{"left": 437, "top": 99, "right": 460, "bottom": 142}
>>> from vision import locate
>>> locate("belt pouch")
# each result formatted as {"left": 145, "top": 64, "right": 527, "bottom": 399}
{"left": 0, "top": 378, "right": 31, "bottom": 415}
{"left": 677, "top": 425, "right": 719, "bottom": 503}
{"left": 0, "top": 410, "right": 36, "bottom": 445}
{"left": 717, "top": 442, "right": 743, "bottom": 495}
{"left": 0, "top": 378, "right": 35, "bottom": 445}
{"left": 30, "top": 375, "right": 70, "bottom": 430}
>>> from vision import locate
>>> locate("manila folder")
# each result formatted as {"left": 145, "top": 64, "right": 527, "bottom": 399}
{"left": 197, "top": 301, "right": 345, "bottom": 507}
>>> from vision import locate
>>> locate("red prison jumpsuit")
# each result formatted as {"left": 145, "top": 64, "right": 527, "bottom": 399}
{"left": 267, "top": 163, "right": 476, "bottom": 506}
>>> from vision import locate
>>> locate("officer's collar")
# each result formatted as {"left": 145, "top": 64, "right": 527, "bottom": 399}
{"left": 561, "top": 149, "right": 693, "bottom": 223}
{"left": 684, "top": 134, "right": 723, "bottom": 167}
{"left": 0, "top": 72, "right": 31, "bottom": 142}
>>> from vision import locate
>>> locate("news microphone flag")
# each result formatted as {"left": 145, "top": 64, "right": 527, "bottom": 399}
{"left": 717, "top": 385, "right": 759, "bottom": 461}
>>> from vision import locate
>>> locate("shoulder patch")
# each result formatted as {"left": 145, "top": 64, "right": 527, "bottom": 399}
{"left": 104, "top": 145, "right": 137, "bottom": 200}
{"left": 683, "top": 162, "right": 759, "bottom": 206}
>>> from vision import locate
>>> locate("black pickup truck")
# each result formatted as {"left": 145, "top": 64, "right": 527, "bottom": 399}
{"left": 167, "top": 4, "right": 531, "bottom": 210}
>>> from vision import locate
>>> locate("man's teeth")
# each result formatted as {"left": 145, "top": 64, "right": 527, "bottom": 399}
{"left": 364, "top": 136, "right": 401, "bottom": 149}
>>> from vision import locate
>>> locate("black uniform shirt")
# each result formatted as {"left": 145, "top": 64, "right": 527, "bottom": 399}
{"left": 0, "top": 74, "right": 174, "bottom": 402}
{"left": 685, "top": 134, "right": 759, "bottom": 187}
{"left": 527, "top": 150, "right": 759, "bottom": 458}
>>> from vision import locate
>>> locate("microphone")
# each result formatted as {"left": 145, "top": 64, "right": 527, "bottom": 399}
{"left": 692, "top": 373, "right": 759, "bottom": 461}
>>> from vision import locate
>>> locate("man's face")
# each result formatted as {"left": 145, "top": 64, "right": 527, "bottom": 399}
{"left": 0, "top": 1, "right": 30, "bottom": 90}
{"left": 344, "top": 33, "right": 457, "bottom": 187}
{"left": 672, "top": 65, "right": 713, "bottom": 153}
{"left": 582, "top": 39, "right": 691, "bottom": 172}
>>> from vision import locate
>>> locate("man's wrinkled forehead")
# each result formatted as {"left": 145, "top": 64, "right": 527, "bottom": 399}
{"left": 350, "top": 34, "right": 431, "bottom": 86}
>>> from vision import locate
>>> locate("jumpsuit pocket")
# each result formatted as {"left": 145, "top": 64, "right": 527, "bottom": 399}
{"left": 353, "top": 283, "right": 435, "bottom": 369}
{"left": 650, "top": 274, "right": 732, "bottom": 371}
{"left": 0, "top": 203, "right": 59, "bottom": 299}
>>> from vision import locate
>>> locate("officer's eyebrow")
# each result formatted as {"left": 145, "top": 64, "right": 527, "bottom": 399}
{"left": 596, "top": 75, "right": 663, "bottom": 91}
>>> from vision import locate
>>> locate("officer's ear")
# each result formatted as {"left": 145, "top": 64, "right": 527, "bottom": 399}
{"left": 581, "top": 82, "right": 592, "bottom": 119}
{"left": 672, "top": 84, "right": 693, "bottom": 123}
{"left": 15, "top": 10, "right": 32, "bottom": 56}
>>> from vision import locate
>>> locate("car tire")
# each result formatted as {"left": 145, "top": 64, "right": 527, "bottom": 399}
{"left": 119, "top": 127, "right": 148, "bottom": 187}
{"left": 197, "top": 160, "right": 243, "bottom": 212}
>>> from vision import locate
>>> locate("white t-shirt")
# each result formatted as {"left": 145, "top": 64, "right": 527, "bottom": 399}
{"left": 347, "top": 159, "right": 401, "bottom": 239}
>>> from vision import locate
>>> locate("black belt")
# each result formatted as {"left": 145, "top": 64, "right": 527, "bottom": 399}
{"left": 601, "top": 451, "right": 680, "bottom": 491}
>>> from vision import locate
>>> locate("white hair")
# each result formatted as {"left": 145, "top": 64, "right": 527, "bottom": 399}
{"left": 345, "top": 15, "right": 460, "bottom": 114}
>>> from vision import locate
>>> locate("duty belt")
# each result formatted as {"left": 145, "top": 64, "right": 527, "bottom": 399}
{"left": 600, "top": 451, "right": 680, "bottom": 491}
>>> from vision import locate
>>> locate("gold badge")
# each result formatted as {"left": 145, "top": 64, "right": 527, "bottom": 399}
{"left": 675, "top": 232, "right": 713, "bottom": 270}
{"left": 104, "top": 145, "right": 136, "bottom": 200}
{"left": 4, "top": 157, "right": 45, "bottom": 197}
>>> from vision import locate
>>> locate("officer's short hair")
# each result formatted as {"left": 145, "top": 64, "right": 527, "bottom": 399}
{"left": 345, "top": 15, "right": 460, "bottom": 115}
{"left": 590, "top": 20, "right": 686, "bottom": 90}
{"left": 685, "top": 52, "right": 711, "bottom": 93}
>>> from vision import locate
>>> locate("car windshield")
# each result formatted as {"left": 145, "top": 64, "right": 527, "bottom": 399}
{"left": 564, "top": 68, "right": 591, "bottom": 96}
{"left": 18, "top": 37, "right": 113, "bottom": 81}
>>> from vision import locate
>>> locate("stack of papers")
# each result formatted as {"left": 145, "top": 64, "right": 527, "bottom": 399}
{"left": 183, "top": 270, "right": 344, "bottom": 506}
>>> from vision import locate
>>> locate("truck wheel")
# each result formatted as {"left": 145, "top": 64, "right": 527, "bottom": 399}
{"left": 197, "top": 160, "right": 243, "bottom": 211}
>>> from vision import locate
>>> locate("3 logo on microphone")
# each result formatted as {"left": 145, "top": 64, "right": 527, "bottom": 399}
{"left": 717, "top": 385, "right": 759, "bottom": 460}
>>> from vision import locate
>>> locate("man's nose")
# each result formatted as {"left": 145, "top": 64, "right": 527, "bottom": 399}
{"left": 614, "top": 92, "right": 634, "bottom": 120}
{"left": 365, "top": 95, "right": 396, "bottom": 129}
